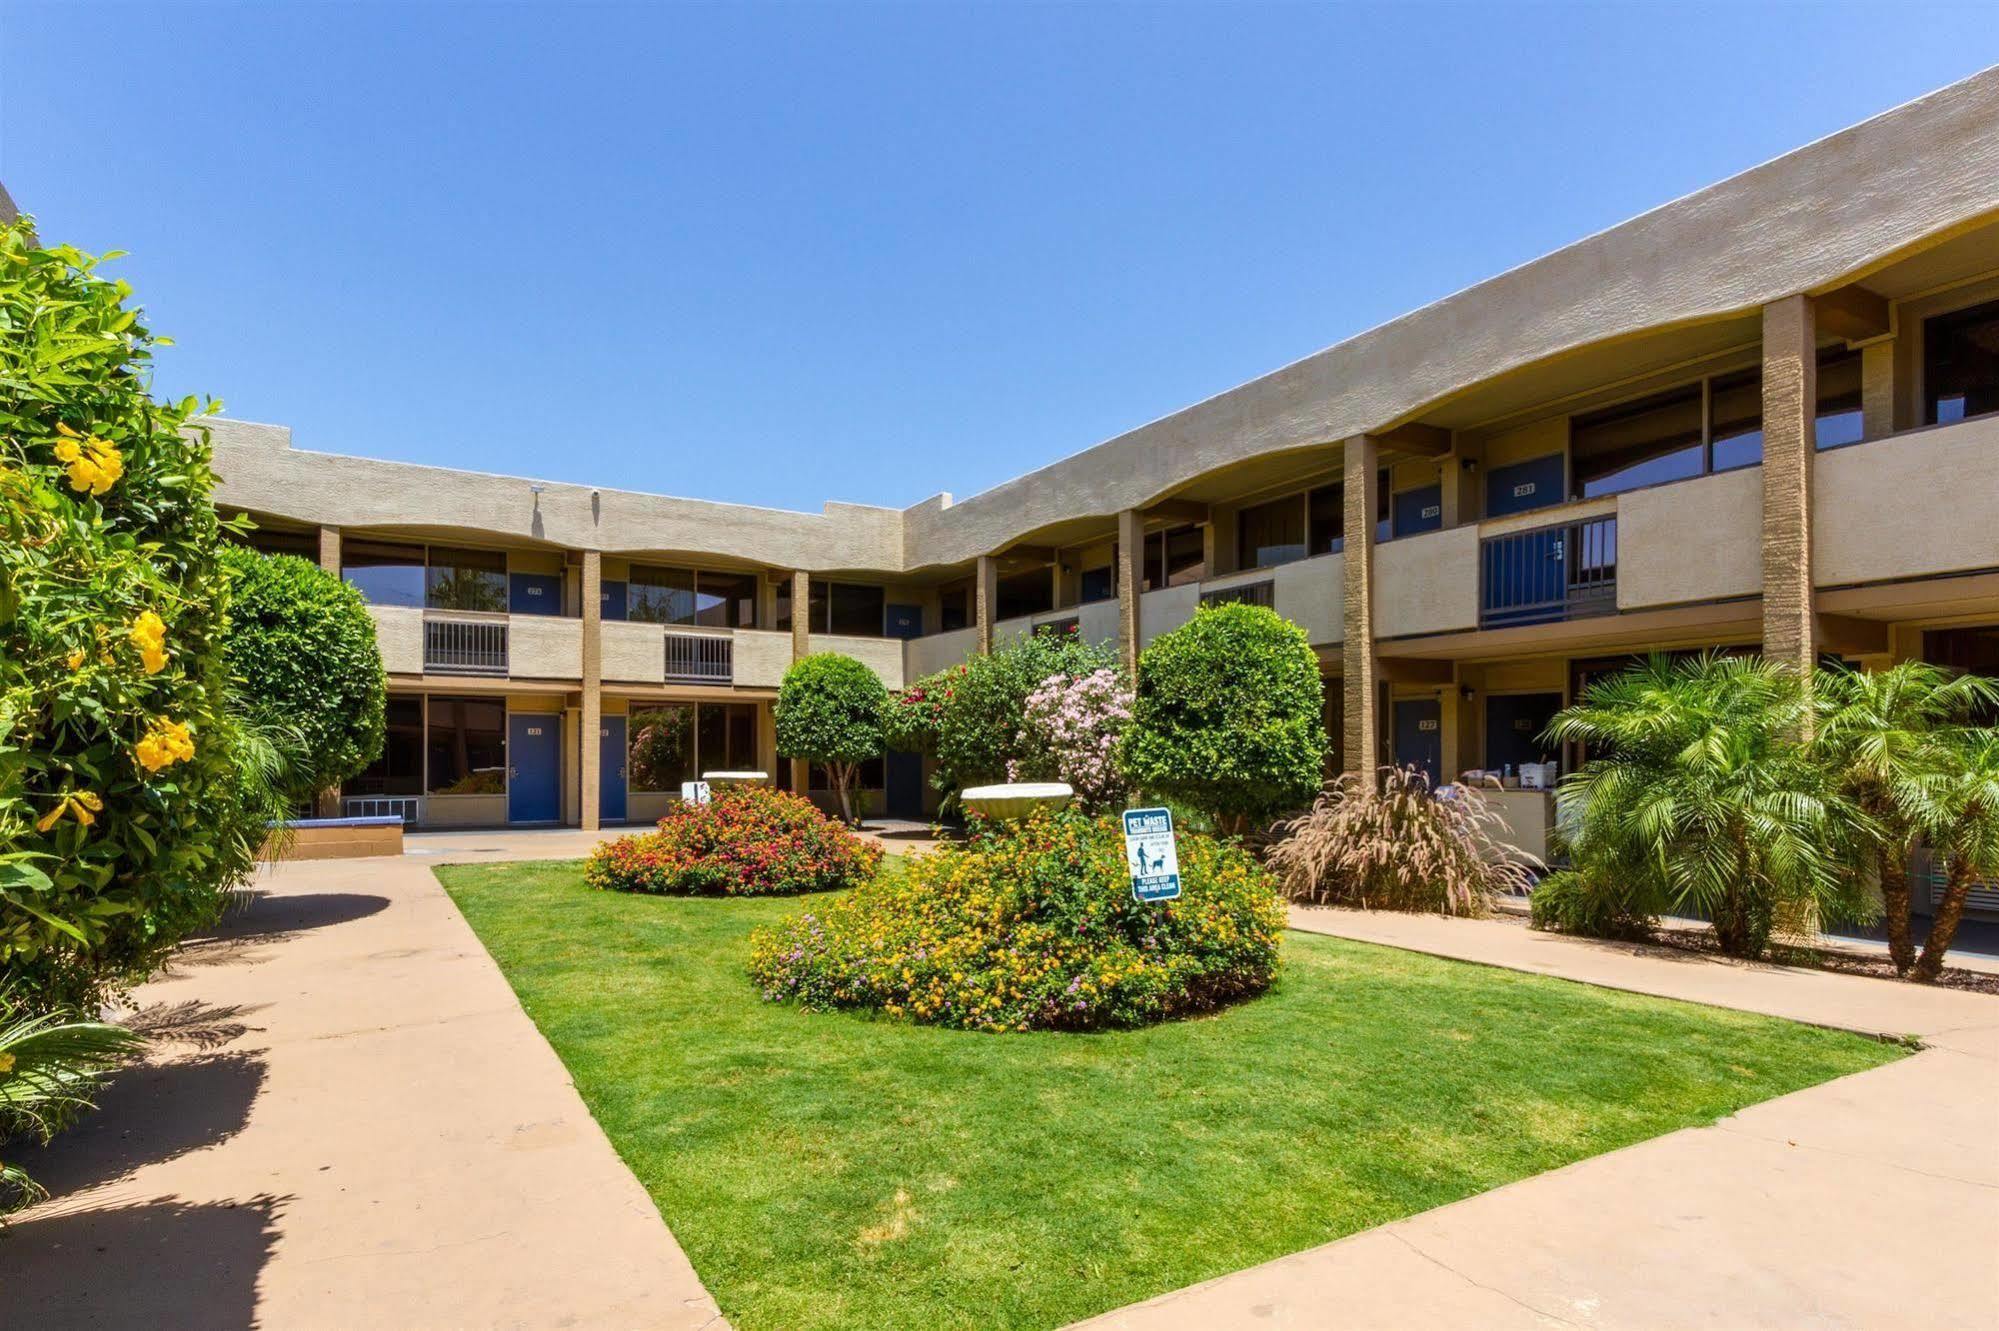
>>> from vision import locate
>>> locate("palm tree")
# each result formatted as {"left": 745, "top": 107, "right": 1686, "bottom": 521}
{"left": 1908, "top": 731, "right": 1999, "bottom": 982}
{"left": 1546, "top": 653, "right": 1868, "bottom": 959}
{"left": 1, "top": 991, "right": 141, "bottom": 1215}
{"left": 1813, "top": 662, "right": 1996, "bottom": 975}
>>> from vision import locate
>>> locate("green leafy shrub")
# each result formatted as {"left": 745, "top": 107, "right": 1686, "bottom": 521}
{"left": 1528, "top": 867, "right": 1660, "bottom": 942}
{"left": 1267, "top": 766, "right": 1535, "bottom": 915}
{"left": 775, "top": 653, "right": 888, "bottom": 823}
{"left": 0, "top": 218, "right": 269, "bottom": 1012}
{"left": 918, "top": 629, "right": 1117, "bottom": 800}
{"left": 584, "top": 784, "right": 882, "bottom": 896}
{"left": 882, "top": 669, "right": 952, "bottom": 755}
{"left": 218, "top": 545, "right": 385, "bottom": 802}
{"left": 1124, "top": 603, "right": 1327, "bottom": 832}
{"left": 747, "top": 808, "right": 1285, "bottom": 1031}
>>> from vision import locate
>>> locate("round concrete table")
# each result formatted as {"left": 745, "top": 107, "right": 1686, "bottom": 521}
{"left": 959, "top": 781, "right": 1074, "bottom": 821}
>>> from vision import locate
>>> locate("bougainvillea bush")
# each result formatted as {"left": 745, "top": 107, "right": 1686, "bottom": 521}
{"left": 0, "top": 219, "right": 273, "bottom": 1012}
{"left": 584, "top": 785, "right": 882, "bottom": 897}
{"left": 1007, "top": 666, "right": 1133, "bottom": 812}
{"left": 747, "top": 809, "right": 1285, "bottom": 1031}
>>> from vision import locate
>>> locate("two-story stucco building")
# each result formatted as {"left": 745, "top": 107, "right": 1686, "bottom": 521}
{"left": 211, "top": 70, "right": 1999, "bottom": 909}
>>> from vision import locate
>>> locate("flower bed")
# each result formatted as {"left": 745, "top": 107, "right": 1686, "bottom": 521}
{"left": 747, "top": 810, "right": 1285, "bottom": 1031}
{"left": 584, "top": 785, "right": 882, "bottom": 897}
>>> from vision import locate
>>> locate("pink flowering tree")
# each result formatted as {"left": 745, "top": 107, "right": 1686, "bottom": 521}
{"left": 1008, "top": 667, "right": 1134, "bottom": 812}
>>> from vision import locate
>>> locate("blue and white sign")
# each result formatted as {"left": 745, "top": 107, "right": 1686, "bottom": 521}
{"left": 1122, "top": 807, "right": 1181, "bottom": 902}
{"left": 680, "top": 780, "right": 711, "bottom": 805}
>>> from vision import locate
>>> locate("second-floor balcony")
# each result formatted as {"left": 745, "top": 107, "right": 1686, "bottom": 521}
{"left": 665, "top": 630, "right": 734, "bottom": 684}
{"left": 423, "top": 611, "right": 509, "bottom": 675}
{"left": 1478, "top": 515, "right": 1618, "bottom": 629}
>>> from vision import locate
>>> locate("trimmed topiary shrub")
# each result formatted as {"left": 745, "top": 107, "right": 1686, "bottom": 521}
{"left": 775, "top": 652, "right": 888, "bottom": 824}
{"left": 219, "top": 545, "right": 386, "bottom": 802}
{"left": 747, "top": 808, "right": 1285, "bottom": 1031}
{"left": 1123, "top": 602, "right": 1327, "bottom": 833}
{"left": 1, "top": 219, "right": 277, "bottom": 1013}
{"left": 584, "top": 784, "right": 882, "bottom": 897}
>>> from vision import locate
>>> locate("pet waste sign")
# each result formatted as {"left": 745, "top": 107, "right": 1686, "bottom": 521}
{"left": 1122, "top": 807, "right": 1181, "bottom": 903}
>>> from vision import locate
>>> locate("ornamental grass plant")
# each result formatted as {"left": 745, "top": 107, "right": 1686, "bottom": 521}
{"left": 584, "top": 785, "right": 882, "bottom": 897}
{"left": 747, "top": 809, "right": 1285, "bottom": 1031}
{"left": 1266, "top": 766, "right": 1536, "bottom": 915}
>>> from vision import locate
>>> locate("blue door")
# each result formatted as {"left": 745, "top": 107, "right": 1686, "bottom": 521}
{"left": 885, "top": 748, "right": 925, "bottom": 818}
{"left": 599, "top": 580, "right": 628, "bottom": 621}
{"left": 1484, "top": 692, "right": 1562, "bottom": 774}
{"left": 508, "top": 714, "right": 561, "bottom": 823}
{"left": 1393, "top": 699, "right": 1443, "bottom": 788}
{"left": 599, "top": 715, "right": 627, "bottom": 824}
{"left": 1485, "top": 453, "right": 1565, "bottom": 518}
{"left": 1392, "top": 484, "right": 1443, "bottom": 538}
{"left": 885, "top": 604, "right": 924, "bottom": 640}
{"left": 509, "top": 572, "right": 563, "bottom": 616}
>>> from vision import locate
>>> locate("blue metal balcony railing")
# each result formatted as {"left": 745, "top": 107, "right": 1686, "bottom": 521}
{"left": 1479, "top": 516, "right": 1617, "bottom": 630}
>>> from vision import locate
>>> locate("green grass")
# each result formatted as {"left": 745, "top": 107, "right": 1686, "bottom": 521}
{"left": 439, "top": 859, "right": 1902, "bottom": 1331}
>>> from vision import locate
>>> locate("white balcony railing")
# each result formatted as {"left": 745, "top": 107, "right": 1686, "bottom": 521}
{"left": 423, "top": 612, "right": 509, "bottom": 675}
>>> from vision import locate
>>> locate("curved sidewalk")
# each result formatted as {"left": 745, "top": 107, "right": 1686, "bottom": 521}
{"left": 1073, "top": 907, "right": 1999, "bottom": 1331}
{"left": 0, "top": 844, "right": 726, "bottom": 1330}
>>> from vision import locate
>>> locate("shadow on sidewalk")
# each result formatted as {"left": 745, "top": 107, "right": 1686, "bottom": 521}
{"left": 0, "top": 1193, "right": 286, "bottom": 1330}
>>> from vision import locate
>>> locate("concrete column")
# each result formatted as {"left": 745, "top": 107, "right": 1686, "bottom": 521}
{"left": 1860, "top": 338, "right": 1896, "bottom": 441}
{"left": 975, "top": 555, "right": 997, "bottom": 655}
{"left": 789, "top": 570, "right": 810, "bottom": 793}
{"left": 1760, "top": 295, "right": 1818, "bottom": 680}
{"left": 315, "top": 525, "right": 343, "bottom": 816}
{"left": 580, "top": 551, "right": 602, "bottom": 831}
{"left": 1340, "top": 435, "right": 1380, "bottom": 780}
{"left": 1116, "top": 508, "right": 1142, "bottom": 677}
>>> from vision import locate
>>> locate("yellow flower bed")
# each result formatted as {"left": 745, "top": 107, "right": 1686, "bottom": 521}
{"left": 748, "top": 810, "right": 1285, "bottom": 1032}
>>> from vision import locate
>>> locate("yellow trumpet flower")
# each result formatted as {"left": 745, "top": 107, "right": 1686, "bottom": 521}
{"left": 34, "top": 789, "right": 104, "bottom": 833}
{"left": 135, "top": 717, "right": 195, "bottom": 773}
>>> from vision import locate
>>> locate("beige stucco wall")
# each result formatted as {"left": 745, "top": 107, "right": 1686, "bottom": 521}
{"left": 905, "top": 626, "right": 979, "bottom": 679}
{"left": 1375, "top": 526, "right": 1481, "bottom": 638}
{"left": 1816, "top": 415, "right": 1999, "bottom": 586}
{"left": 1073, "top": 598, "right": 1120, "bottom": 648}
{"left": 1138, "top": 584, "right": 1198, "bottom": 646}
{"left": 367, "top": 605, "right": 424, "bottom": 675}
{"left": 422, "top": 795, "right": 507, "bottom": 828}
{"left": 602, "top": 620, "right": 665, "bottom": 685}
{"left": 1272, "top": 552, "right": 1343, "bottom": 646}
{"left": 508, "top": 615, "right": 583, "bottom": 680}
{"left": 1487, "top": 789, "right": 1553, "bottom": 867}
{"left": 733, "top": 629, "right": 792, "bottom": 688}
{"left": 816, "top": 634, "right": 905, "bottom": 689}
{"left": 1616, "top": 468, "right": 1763, "bottom": 610}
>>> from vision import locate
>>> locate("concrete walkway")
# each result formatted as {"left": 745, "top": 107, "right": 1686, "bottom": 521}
{"left": 0, "top": 844, "right": 727, "bottom": 1330}
{"left": 1073, "top": 907, "right": 1999, "bottom": 1331}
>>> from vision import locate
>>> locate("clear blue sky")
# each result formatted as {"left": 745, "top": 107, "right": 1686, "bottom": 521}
{"left": 2, "top": 4, "right": 1993, "bottom": 513}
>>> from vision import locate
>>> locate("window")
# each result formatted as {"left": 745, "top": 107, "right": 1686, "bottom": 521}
{"left": 426, "top": 547, "right": 508, "bottom": 613}
{"left": 694, "top": 570, "right": 758, "bottom": 629}
{"left": 828, "top": 582, "right": 885, "bottom": 636}
{"left": 1923, "top": 627, "right": 1999, "bottom": 726}
{"left": 628, "top": 566, "right": 696, "bottom": 624}
{"left": 1237, "top": 494, "right": 1306, "bottom": 569}
{"left": 696, "top": 701, "right": 759, "bottom": 773}
{"left": 996, "top": 569, "right": 1053, "bottom": 621}
{"left": 426, "top": 697, "right": 506, "bottom": 796}
{"left": 1571, "top": 384, "right": 1705, "bottom": 497}
{"left": 776, "top": 580, "right": 886, "bottom": 636}
{"left": 1308, "top": 483, "right": 1343, "bottom": 554}
{"left": 233, "top": 523, "right": 319, "bottom": 559}
{"left": 1816, "top": 350, "right": 1865, "bottom": 449}
{"left": 348, "top": 697, "right": 424, "bottom": 796}
{"left": 627, "top": 705, "right": 695, "bottom": 792}
{"left": 1078, "top": 564, "right": 1115, "bottom": 603}
{"left": 1141, "top": 525, "right": 1205, "bottom": 591}
{"left": 939, "top": 581, "right": 971, "bottom": 632}
{"left": 342, "top": 541, "right": 426, "bottom": 608}
{"left": 1708, "top": 371, "right": 1763, "bottom": 472}
{"left": 1925, "top": 298, "right": 1999, "bottom": 425}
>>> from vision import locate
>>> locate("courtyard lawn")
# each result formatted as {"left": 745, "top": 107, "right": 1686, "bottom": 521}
{"left": 439, "top": 859, "right": 1903, "bottom": 1331}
